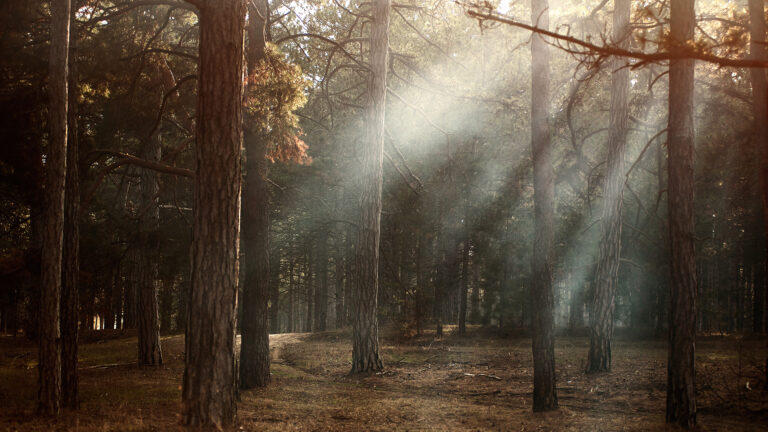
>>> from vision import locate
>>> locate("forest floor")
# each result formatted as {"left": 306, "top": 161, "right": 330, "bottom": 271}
{"left": 0, "top": 326, "right": 767, "bottom": 431}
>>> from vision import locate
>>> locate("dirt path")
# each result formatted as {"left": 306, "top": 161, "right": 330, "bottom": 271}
{"left": 235, "top": 332, "right": 308, "bottom": 362}
{"left": 268, "top": 332, "right": 307, "bottom": 362}
{"left": 2, "top": 331, "right": 766, "bottom": 431}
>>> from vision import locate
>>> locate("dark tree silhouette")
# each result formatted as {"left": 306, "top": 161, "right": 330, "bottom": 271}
{"left": 240, "top": 0, "right": 272, "bottom": 390}
{"left": 181, "top": 0, "right": 246, "bottom": 427}
{"left": 748, "top": 0, "right": 768, "bottom": 390}
{"left": 530, "top": 0, "right": 557, "bottom": 412}
{"left": 38, "top": 0, "right": 71, "bottom": 416}
{"left": 61, "top": 10, "right": 80, "bottom": 408}
{"left": 137, "top": 136, "right": 162, "bottom": 366}
{"left": 665, "top": 0, "right": 697, "bottom": 427}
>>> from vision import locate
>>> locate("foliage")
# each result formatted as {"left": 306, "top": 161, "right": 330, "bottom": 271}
{"left": 246, "top": 43, "right": 311, "bottom": 165}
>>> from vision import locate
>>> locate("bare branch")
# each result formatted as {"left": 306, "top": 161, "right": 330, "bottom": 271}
{"left": 462, "top": 6, "right": 768, "bottom": 69}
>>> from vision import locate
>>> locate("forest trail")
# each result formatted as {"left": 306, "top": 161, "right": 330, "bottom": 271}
{"left": 268, "top": 332, "right": 309, "bottom": 362}
{"left": 1, "top": 329, "right": 766, "bottom": 431}
{"left": 235, "top": 332, "right": 309, "bottom": 364}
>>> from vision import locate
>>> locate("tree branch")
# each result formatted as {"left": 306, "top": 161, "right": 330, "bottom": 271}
{"left": 462, "top": 6, "right": 768, "bottom": 69}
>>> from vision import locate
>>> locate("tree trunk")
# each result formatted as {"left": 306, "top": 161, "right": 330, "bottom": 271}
{"left": 60, "top": 14, "right": 79, "bottom": 409}
{"left": 288, "top": 260, "right": 295, "bottom": 333}
{"left": 666, "top": 0, "right": 697, "bottom": 426}
{"left": 270, "top": 250, "right": 281, "bottom": 334}
{"left": 315, "top": 234, "right": 328, "bottom": 331}
{"left": 239, "top": 0, "right": 271, "bottom": 390}
{"left": 748, "top": 0, "right": 768, "bottom": 388}
{"left": 415, "top": 230, "right": 425, "bottom": 335}
{"left": 569, "top": 282, "right": 585, "bottom": 332}
{"left": 530, "top": 0, "right": 557, "bottom": 412}
{"left": 655, "top": 138, "right": 669, "bottom": 339}
{"left": 586, "top": 0, "right": 630, "bottom": 373}
{"left": 182, "top": 0, "right": 245, "bottom": 427}
{"left": 458, "top": 233, "right": 470, "bottom": 335}
{"left": 38, "top": 0, "right": 71, "bottom": 415}
{"left": 434, "top": 224, "right": 445, "bottom": 338}
{"left": 351, "top": 0, "right": 389, "bottom": 373}
{"left": 344, "top": 225, "right": 354, "bottom": 327}
{"left": 26, "top": 141, "right": 44, "bottom": 341}
{"left": 239, "top": 124, "right": 270, "bottom": 385}
{"left": 753, "top": 263, "right": 764, "bottom": 333}
{"left": 470, "top": 254, "right": 480, "bottom": 325}
{"left": 159, "top": 278, "right": 174, "bottom": 333}
{"left": 305, "top": 251, "right": 313, "bottom": 332}
{"left": 398, "top": 226, "right": 407, "bottom": 320}
{"left": 104, "top": 270, "right": 117, "bottom": 330}
{"left": 335, "top": 228, "right": 345, "bottom": 329}
{"left": 137, "top": 135, "right": 162, "bottom": 366}
{"left": 123, "top": 249, "right": 138, "bottom": 329}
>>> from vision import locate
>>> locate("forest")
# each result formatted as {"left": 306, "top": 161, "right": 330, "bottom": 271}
{"left": 1, "top": 0, "right": 768, "bottom": 430}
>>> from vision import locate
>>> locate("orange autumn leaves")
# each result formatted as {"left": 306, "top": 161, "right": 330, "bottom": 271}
{"left": 244, "top": 43, "right": 311, "bottom": 165}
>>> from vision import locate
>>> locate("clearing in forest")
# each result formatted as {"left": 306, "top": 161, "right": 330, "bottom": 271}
{"left": 1, "top": 327, "right": 766, "bottom": 431}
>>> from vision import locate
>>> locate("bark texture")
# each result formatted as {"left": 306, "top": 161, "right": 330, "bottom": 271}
{"left": 748, "top": 0, "right": 768, "bottom": 390}
{"left": 586, "top": 0, "right": 630, "bottom": 373}
{"left": 530, "top": 0, "right": 557, "bottom": 412}
{"left": 137, "top": 135, "right": 162, "bottom": 366}
{"left": 182, "top": 0, "right": 246, "bottom": 427}
{"left": 61, "top": 17, "right": 79, "bottom": 408}
{"left": 239, "top": 0, "right": 271, "bottom": 390}
{"left": 38, "top": 0, "right": 71, "bottom": 415}
{"left": 666, "top": 0, "right": 697, "bottom": 427}
{"left": 351, "top": 0, "right": 390, "bottom": 373}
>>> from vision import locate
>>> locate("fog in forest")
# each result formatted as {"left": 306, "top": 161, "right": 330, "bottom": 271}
{"left": 0, "top": 0, "right": 767, "bottom": 430}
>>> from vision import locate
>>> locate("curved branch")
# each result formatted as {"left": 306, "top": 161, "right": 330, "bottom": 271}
{"left": 463, "top": 7, "right": 768, "bottom": 69}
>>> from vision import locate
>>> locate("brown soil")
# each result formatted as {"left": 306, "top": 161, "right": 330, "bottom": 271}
{"left": 1, "top": 327, "right": 766, "bottom": 431}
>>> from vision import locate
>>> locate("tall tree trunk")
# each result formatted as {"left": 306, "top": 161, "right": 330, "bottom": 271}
{"left": 655, "top": 137, "right": 669, "bottom": 339}
{"left": 123, "top": 249, "right": 138, "bottom": 329}
{"left": 175, "top": 273, "right": 188, "bottom": 333}
{"left": 345, "top": 225, "right": 354, "bottom": 327}
{"left": 351, "top": 0, "right": 390, "bottom": 373}
{"left": 586, "top": 0, "right": 630, "bottom": 373}
{"left": 530, "top": 0, "right": 557, "bottom": 412}
{"left": 434, "top": 223, "right": 445, "bottom": 337}
{"left": 305, "top": 251, "right": 313, "bottom": 332}
{"left": 137, "top": 136, "right": 162, "bottom": 366}
{"left": 61, "top": 14, "right": 80, "bottom": 408}
{"left": 470, "top": 254, "right": 480, "bottom": 325}
{"left": 104, "top": 270, "right": 116, "bottom": 330}
{"left": 398, "top": 226, "right": 407, "bottom": 321}
{"left": 159, "top": 278, "right": 174, "bottom": 332}
{"left": 270, "top": 249, "right": 281, "bottom": 334}
{"left": 666, "top": 0, "right": 697, "bottom": 426}
{"left": 239, "top": 0, "right": 271, "bottom": 390}
{"left": 182, "top": 0, "right": 245, "bottom": 427}
{"left": 26, "top": 137, "right": 45, "bottom": 341}
{"left": 335, "top": 228, "right": 345, "bottom": 329}
{"left": 748, "top": 0, "right": 768, "bottom": 388}
{"left": 415, "top": 230, "right": 425, "bottom": 335}
{"left": 288, "top": 260, "right": 295, "bottom": 333}
{"left": 458, "top": 232, "right": 470, "bottom": 335}
{"left": 315, "top": 234, "right": 329, "bottom": 331}
{"left": 753, "top": 262, "right": 764, "bottom": 333}
{"left": 38, "top": 0, "right": 71, "bottom": 415}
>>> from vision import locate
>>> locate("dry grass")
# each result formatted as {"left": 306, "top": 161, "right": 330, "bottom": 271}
{"left": 1, "top": 327, "right": 766, "bottom": 431}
